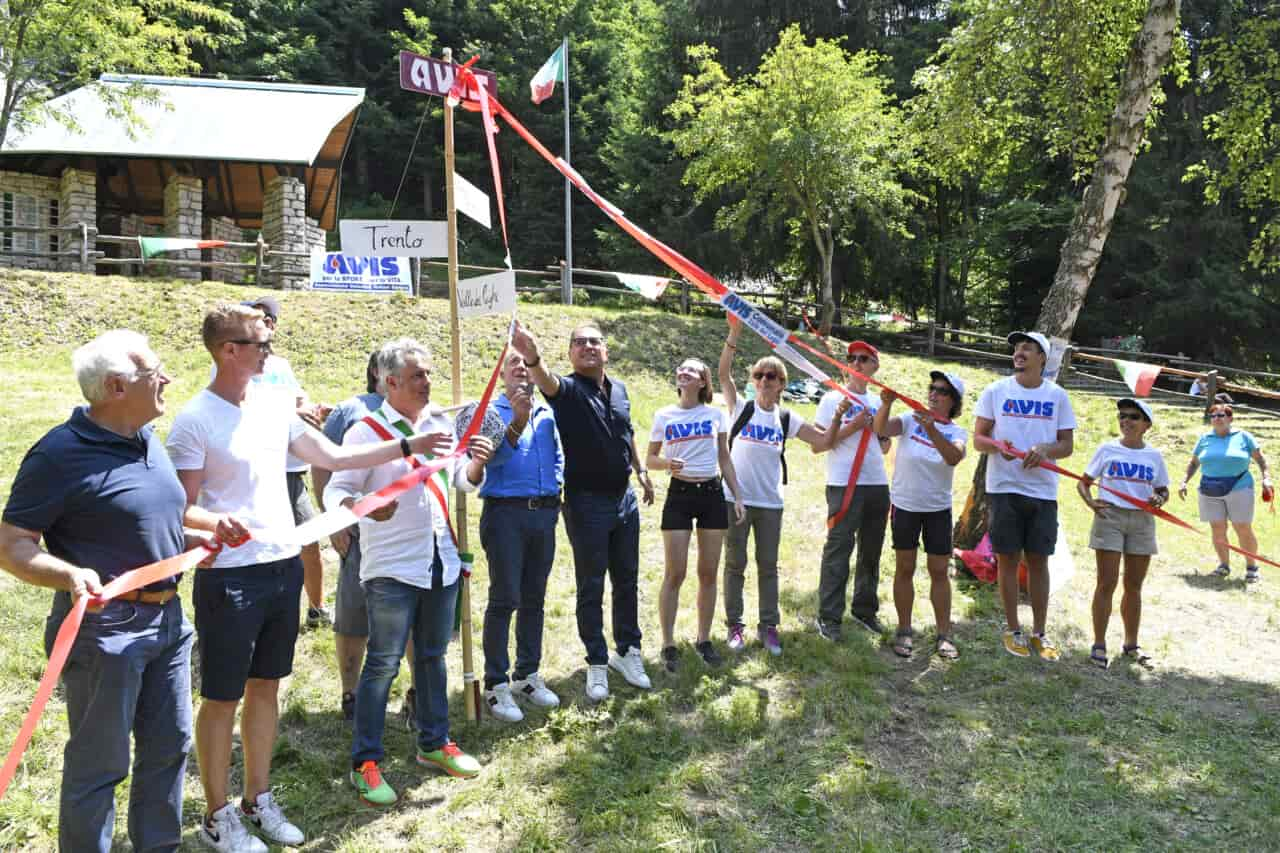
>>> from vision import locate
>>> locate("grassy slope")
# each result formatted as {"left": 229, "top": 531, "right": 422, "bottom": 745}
{"left": 0, "top": 270, "right": 1278, "bottom": 852}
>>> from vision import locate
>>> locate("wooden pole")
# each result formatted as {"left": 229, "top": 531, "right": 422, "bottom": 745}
{"left": 927, "top": 320, "right": 936, "bottom": 356}
{"left": 443, "top": 47, "right": 482, "bottom": 723}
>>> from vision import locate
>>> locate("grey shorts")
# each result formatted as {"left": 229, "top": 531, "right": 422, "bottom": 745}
{"left": 1089, "top": 507, "right": 1158, "bottom": 555}
{"left": 1198, "top": 488, "right": 1255, "bottom": 524}
{"left": 286, "top": 471, "right": 317, "bottom": 525}
{"left": 333, "top": 534, "right": 368, "bottom": 636}
{"left": 988, "top": 492, "right": 1057, "bottom": 556}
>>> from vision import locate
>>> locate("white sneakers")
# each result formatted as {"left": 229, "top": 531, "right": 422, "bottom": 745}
{"left": 241, "top": 791, "right": 304, "bottom": 847}
{"left": 585, "top": 664, "right": 610, "bottom": 702}
{"left": 486, "top": 683, "right": 525, "bottom": 722}
{"left": 198, "top": 803, "right": 266, "bottom": 853}
{"left": 512, "top": 672, "right": 560, "bottom": 708}
{"left": 608, "top": 646, "right": 652, "bottom": 690}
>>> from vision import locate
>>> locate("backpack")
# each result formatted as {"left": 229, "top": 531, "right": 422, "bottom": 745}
{"left": 728, "top": 401, "right": 792, "bottom": 485}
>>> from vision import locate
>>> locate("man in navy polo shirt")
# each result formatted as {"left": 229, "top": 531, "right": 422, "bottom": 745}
{"left": 0, "top": 330, "right": 217, "bottom": 853}
{"left": 479, "top": 351, "right": 565, "bottom": 721}
{"left": 511, "top": 320, "right": 654, "bottom": 702}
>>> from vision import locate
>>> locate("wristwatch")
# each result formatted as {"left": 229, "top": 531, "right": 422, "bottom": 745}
{"left": 400, "top": 437, "right": 412, "bottom": 458}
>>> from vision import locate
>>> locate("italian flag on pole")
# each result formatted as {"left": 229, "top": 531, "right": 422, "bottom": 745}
{"left": 530, "top": 43, "right": 566, "bottom": 104}
{"left": 138, "top": 236, "right": 227, "bottom": 260}
{"left": 1116, "top": 359, "right": 1162, "bottom": 397}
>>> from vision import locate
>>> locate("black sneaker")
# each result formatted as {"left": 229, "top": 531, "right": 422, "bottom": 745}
{"left": 400, "top": 687, "right": 417, "bottom": 731}
{"left": 817, "top": 620, "right": 843, "bottom": 642}
{"left": 341, "top": 691, "right": 355, "bottom": 723}
{"left": 853, "top": 614, "right": 886, "bottom": 634}
{"left": 695, "top": 641, "right": 722, "bottom": 666}
{"left": 305, "top": 605, "right": 332, "bottom": 630}
{"left": 661, "top": 645, "right": 679, "bottom": 673}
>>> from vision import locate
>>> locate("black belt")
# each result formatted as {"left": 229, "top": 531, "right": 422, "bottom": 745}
{"left": 669, "top": 476, "right": 722, "bottom": 494}
{"left": 489, "top": 494, "right": 561, "bottom": 510}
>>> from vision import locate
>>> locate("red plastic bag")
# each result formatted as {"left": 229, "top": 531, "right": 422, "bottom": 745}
{"left": 955, "top": 533, "right": 997, "bottom": 584}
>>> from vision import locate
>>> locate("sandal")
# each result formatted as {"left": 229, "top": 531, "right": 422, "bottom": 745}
{"left": 1122, "top": 644, "right": 1154, "bottom": 669}
{"left": 1089, "top": 644, "right": 1109, "bottom": 669}
{"left": 936, "top": 635, "right": 959, "bottom": 660}
{"left": 892, "top": 628, "right": 913, "bottom": 658}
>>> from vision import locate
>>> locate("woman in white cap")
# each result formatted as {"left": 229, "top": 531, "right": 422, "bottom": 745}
{"left": 872, "top": 371, "right": 968, "bottom": 659}
{"left": 1078, "top": 398, "right": 1169, "bottom": 668}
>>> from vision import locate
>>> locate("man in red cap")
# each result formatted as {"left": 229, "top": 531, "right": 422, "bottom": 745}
{"left": 812, "top": 340, "right": 893, "bottom": 640}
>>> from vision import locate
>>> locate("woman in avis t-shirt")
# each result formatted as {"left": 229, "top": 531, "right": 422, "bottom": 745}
{"left": 1078, "top": 398, "right": 1170, "bottom": 669}
{"left": 872, "top": 371, "right": 968, "bottom": 660}
{"left": 717, "top": 316, "right": 826, "bottom": 656}
{"left": 647, "top": 358, "right": 746, "bottom": 673}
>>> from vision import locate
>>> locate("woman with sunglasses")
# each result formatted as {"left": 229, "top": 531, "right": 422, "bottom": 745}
{"left": 872, "top": 371, "right": 967, "bottom": 659}
{"left": 1178, "top": 403, "right": 1271, "bottom": 582}
{"left": 717, "top": 316, "right": 826, "bottom": 655}
{"left": 647, "top": 358, "right": 746, "bottom": 671}
{"left": 1078, "top": 399, "right": 1170, "bottom": 668}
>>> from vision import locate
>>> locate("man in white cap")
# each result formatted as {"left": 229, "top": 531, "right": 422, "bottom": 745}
{"left": 973, "top": 331, "right": 1076, "bottom": 661}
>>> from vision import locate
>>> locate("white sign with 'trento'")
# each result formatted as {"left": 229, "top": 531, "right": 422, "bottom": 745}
{"left": 457, "top": 268, "right": 516, "bottom": 319}
{"left": 339, "top": 220, "right": 448, "bottom": 258}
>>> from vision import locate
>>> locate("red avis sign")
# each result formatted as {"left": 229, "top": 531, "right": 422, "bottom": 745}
{"left": 399, "top": 51, "right": 497, "bottom": 99}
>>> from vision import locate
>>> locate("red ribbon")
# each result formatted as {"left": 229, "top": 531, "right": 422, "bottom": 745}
{"left": 0, "top": 344, "right": 508, "bottom": 802}
{"left": 828, "top": 429, "right": 873, "bottom": 530}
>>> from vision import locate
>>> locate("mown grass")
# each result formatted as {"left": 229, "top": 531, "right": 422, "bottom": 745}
{"left": 1, "top": 270, "right": 1279, "bottom": 851}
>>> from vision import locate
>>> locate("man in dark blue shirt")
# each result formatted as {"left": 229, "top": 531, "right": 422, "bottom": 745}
{"left": 511, "top": 320, "right": 654, "bottom": 702}
{"left": 477, "top": 351, "right": 565, "bottom": 721}
{"left": 0, "top": 330, "right": 215, "bottom": 853}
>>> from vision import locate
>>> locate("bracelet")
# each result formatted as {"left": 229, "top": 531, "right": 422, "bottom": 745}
{"left": 506, "top": 424, "right": 521, "bottom": 441}
{"left": 399, "top": 437, "right": 412, "bottom": 458}
{"left": 525, "top": 355, "right": 541, "bottom": 368}
{"left": 724, "top": 342, "right": 737, "bottom": 349}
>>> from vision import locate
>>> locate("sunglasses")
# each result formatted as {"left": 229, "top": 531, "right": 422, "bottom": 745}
{"left": 228, "top": 338, "right": 272, "bottom": 353}
{"left": 753, "top": 371, "right": 779, "bottom": 381}
{"left": 928, "top": 384, "right": 953, "bottom": 396}
{"left": 572, "top": 336, "right": 604, "bottom": 347}
{"left": 1117, "top": 412, "right": 1145, "bottom": 422}
{"left": 1210, "top": 412, "right": 1231, "bottom": 419}
{"left": 849, "top": 354, "right": 875, "bottom": 363}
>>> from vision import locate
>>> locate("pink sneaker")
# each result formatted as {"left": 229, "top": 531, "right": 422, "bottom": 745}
{"left": 727, "top": 623, "right": 746, "bottom": 652}
{"left": 758, "top": 625, "right": 782, "bottom": 656}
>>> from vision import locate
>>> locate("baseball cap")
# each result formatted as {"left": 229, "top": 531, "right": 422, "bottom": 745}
{"left": 1007, "top": 330, "right": 1049, "bottom": 355}
{"left": 847, "top": 340, "right": 879, "bottom": 359}
{"left": 244, "top": 295, "right": 281, "bottom": 321}
{"left": 929, "top": 370, "right": 966, "bottom": 399}
{"left": 1117, "top": 398, "right": 1154, "bottom": 422}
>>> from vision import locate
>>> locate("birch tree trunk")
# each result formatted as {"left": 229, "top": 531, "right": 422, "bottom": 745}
{"left": 954, "top": 0, "right": 1182, "bottom": 550}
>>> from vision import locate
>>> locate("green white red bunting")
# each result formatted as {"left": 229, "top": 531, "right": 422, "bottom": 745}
{"left": 139, "top": 236, "right": 227, "bottom": 260}
{"left": 530, "top": 43, "right": 566, "bottom": 104}
{"left": 616, "top": 273, "right": 670, "bottom": 300}
{"left": 1115, "top": 359, "right": 1161, "bottom": 397}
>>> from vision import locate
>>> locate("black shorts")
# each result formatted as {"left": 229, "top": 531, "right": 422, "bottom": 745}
{"left": 661, "top": 478, "right": 730, "bottom": 530}
{"left": 988, "top": 492, "right": 1057, "bottom": 556}
{"left": 891, "top": 506, "right": 953, "bottom": 555}
{"left": 286, "top": 471, "right": 317, "bottom": 525}
{"left": 193, "top": 556, "right": 304, "bottom": 701}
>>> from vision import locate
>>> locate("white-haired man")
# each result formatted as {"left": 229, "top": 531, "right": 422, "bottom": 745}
{"left": 325, "top": 339, "right": 492, "bottom": 806}
{"left": 167, "top": 306, "right": 467, "bottom": 852}
{"left": 0, "top": 330, "right": 217, "bottom": 853}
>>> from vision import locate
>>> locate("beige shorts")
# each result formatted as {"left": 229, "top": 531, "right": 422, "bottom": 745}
{"left": 1198, "top": 488, "right": 1255, "bottom": 524}
{"left": 1089, "top": 507, "right": 1158, "bottom": 555}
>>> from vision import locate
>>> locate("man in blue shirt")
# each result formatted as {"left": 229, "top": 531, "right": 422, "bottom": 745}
{"left": 511, "top": 320, "right": 655, "bottom": 703}
{"left": 0, "top": 330, "right": 217, "bottom": 853}
{"left": 479, "top": 352, "right": 565, "bottom": 721}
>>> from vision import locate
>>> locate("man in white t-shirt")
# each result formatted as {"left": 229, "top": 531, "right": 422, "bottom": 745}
{"left": 973, "top": 330, "right": 1076, "bottom": 662}
{"left": 168, "top": 304, "right": 455, "bottom": 853}
{"left": 812, "top": 340, "right": 893, "bottom": 640}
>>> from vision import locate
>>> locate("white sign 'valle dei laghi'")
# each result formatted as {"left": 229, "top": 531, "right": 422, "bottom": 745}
{"left": 457, "top": 269, "right": 516, "bottom": 319}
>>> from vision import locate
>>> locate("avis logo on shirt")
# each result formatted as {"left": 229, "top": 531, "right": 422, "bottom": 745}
{"left": 739, "top": 423, "right": 783, "bottom": 445}
{"left": 1105, "top": 461, "right": 1154, "bottom": 482}
{"left": 666, "top": 420, "right": 714, "bottom": 441}
{"left": 1002, "top": 399, "right": 1055, "bottom": 418}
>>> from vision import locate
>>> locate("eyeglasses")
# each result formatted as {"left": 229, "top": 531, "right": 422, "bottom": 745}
{"left": 134, "top": 363, "right": 166, "bottom": 380}
{"left": 753, "top": 371, "right": 779, "bottom": 381}
{"left": 1117, "top": 412, "right": 1145, "bottom": 421}
{"left": 928, "top": 384, "right": 953, "bottom": 396}
{"left": 571, "top": 336, "right": 604, "bottom": 348}
{"left": 1210, "top": 412, "right": 1231, "bottom": 419}
{"left": 228, "top": 338, "right": 272, "bottom": 353}
{"left": 849, "top": 354, "right": 874, "bottom": 363}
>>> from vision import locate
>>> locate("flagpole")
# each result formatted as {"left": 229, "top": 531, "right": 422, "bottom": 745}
{"left": 562, "top": 35, "right": 573, "bottom": 307}
{"left": 443, "top": 46, "right": 482, "bottom": 724}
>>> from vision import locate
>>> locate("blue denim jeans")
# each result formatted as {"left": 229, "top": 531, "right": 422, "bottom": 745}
{"left": 480, "top": 502, "right": 558, "bottom": 688}
{"left": 561, "top": 487, "right": 642, "bottom": 665}
{"left": 45, "top": 593, "right": 194, "bottom": 853}
{"left": 352, "top": 558, "right": 457, "bottom": 762}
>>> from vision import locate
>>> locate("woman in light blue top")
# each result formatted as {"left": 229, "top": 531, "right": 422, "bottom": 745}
{"left": 1177, "top": 403, "right": 1271, "bottom": 582}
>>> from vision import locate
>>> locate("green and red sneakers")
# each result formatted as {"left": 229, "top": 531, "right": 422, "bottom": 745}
{"left": 351, "top": 760, "right": 397, "bottom": 806}
{"left": 416, "top": 741, "right": 481, "bottom": 779}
